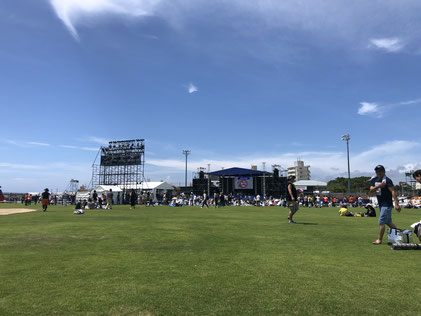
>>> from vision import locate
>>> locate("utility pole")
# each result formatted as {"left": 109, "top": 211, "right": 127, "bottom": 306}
{"left": 341, "top": 134, "right": 351, "bottom": 195}
{"left": 182, "top": 150, "right": 191, "bottom": 187}
{"left": 262, "top": 162, "right": 266, "bottom": 197}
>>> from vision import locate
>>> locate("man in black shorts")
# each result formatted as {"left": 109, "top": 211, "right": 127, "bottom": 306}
{"left": 286, "top": 176, "right": 299, "bottom": 223}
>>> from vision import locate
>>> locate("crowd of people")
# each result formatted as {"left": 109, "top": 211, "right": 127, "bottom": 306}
{"left": 2, "top": 166, "right": 421, "bottom": 244}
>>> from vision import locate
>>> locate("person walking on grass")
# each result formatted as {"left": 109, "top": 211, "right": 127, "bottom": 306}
{"left": 287, "top": 176, "right": 299, "bottom": 223}
{"left": 41, "top": 188, "right": 50, "bottom": 212}
{"left": 214, "top": 192, "right": 220, "bottom": 208}
{"left": 370, "top": 165, "right": 401, "bottom": 245}
{"left": 201, "top": 192, "right": 209, "bottom": 208}
{"left": 106, "top": 189, "right": 113, "bottom": 209}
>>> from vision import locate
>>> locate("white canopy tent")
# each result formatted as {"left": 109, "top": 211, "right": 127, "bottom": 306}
{"left": 75, "top": 190, "right": 91, "bottom": 201}
{"left": 92, "top": 182, "right": 174, "bottom": 203}
{"left": 123, "top": 182, "right": 174, "bottom": 198}
{"left": 93, "top": 185, "right": 123, "bottom": 203}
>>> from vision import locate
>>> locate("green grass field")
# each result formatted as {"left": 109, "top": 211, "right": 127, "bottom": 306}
{"left": 1, "top": 204, "right": 420, "bottom": 315}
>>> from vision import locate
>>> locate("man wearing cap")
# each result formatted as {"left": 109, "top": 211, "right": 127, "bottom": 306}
{"left": 41, "top": 188, "right": 50, "bottom": 212}
{"left": 287, "top": 175, "right": 299, "bottom": 223}
{"left": 370, "top": 165, "right": 401, "bottom": 245}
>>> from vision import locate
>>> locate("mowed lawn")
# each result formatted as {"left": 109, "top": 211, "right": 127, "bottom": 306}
{"left": 1, "top": 204, "right": 420, "bottom": 316}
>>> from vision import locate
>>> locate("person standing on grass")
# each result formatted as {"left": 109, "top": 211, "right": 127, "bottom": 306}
{"left": 106, "top": 189, "right": 113, "bottom": 209}
{"left": 370, "top": 165, "right": 401, "bottom": 245}
{"left": 287, "top": 176, "right": 299, "bottom": 223}
{"left": 0, "top": 186, "right": 4, "bottom": 202}
{"left": 214, "top": 192, "right": 220, "bottom": 208}
{"left": 201, "top": 192, "right": 209, "bottom": 208}
{"left": 130, "top": 189, "right": 137, "bottom": 209}
{"left": 41, "top": 188, "right": 50, "bottom": 212}
{"left": 92, "top": 190, "right": 98, "bottom": 204}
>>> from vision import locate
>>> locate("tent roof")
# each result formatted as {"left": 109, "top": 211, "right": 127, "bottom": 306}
{"left": 208, "top": 167, "right": 268, "bottom": 176}
{"left": 94, "top": 185, "right": 123, "bottom": 192}
{"left": 94, "top": 182, "right": 174, "bottom": 191}
{"left": 125, "top": 182, "right": 174, "bottom": 190}
{"left": 294, "top": 180, "right": 327, "bottom": 187}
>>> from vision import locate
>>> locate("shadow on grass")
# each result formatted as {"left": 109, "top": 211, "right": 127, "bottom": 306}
{"left": 294, "top": 222, "right": 318, "bottom": 225}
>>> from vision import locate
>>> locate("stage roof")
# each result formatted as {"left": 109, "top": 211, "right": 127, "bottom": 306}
{"left": 208, "top": 167, "right": 268, "bottom": 176}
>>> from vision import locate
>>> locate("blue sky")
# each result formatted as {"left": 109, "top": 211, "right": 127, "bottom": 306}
{"left": 1, "top": 0, "right": 421, "bottom": 192}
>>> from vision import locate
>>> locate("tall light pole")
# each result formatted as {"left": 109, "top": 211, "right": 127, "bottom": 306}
{"left": 341, "top": 134, "right": 351, "bottom": 195}
{"left": 182, "top": 150, "right": 191, "bottom": 187}
{"left": 262, "top": 162, "right": 266, "bottom": 197}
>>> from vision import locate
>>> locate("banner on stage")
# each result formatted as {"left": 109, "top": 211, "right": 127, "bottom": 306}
{"left": 234, "top": 177, "right": 253, "bottom": 190}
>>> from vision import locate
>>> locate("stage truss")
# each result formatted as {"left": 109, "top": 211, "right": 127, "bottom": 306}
{"left": 90, "top": 139, "right": 145, "bottom": 192}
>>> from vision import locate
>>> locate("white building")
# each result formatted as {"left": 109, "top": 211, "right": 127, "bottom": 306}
{"left": 294, "top": 180, "right": 327, "bottom": 193}
{"left": 287, "top": 160, "right": 311, "bottom": 181}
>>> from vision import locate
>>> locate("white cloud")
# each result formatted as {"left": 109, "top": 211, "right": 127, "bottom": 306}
{"left": 358, "top": 98, "right": 421, "bottom": 118}
{"left": 27, "top": 142, "right": 50, "bottom": 147}
{"left": 358, "top": 102, "right": 382, "bottom": 117}
{"left": 2, "top": 140, "right": 420, "bottom": 191}
{"left": 60, "top": 144, "right": 98, "bottom": 151}
{"left": 0, "top": 162, "right": 43, "bottom": 170}
{"left": 4, "top": 140, "right": 50, "bottom": 147}
{"left": 60, "top": 145, "right": 78, "bottom": 149}
{"left": 187, "top": 83, "right": 198, "bottom": 94}
{"left": 147, "top": 140, "right": 421, "bottom": 183}
{"left": 369, "top": 38, "right": 404, "bottom": 53}
{"left": 49, "top": 0, "right": 162, "bottom": 39}
{"left": 87, "top": 136, "right": 109, "bottom": 145}
{"left": 81, "top": 147, "right": 99, "bottom": 152}
{"left": 48, "top": 0, "right": 421, "bottom": 62}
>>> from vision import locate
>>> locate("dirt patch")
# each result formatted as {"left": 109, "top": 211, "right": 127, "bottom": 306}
{"left": 0, "top": 208, "right": 39, "bottom": 215}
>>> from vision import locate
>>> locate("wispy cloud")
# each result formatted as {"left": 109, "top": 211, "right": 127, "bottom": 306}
{"left": 60, "top": 144, "right": 98, "bottom": 152}
{"left": 59, "top": 145, "right": 78, "bottom": 149}
{"left": 187, "top": 83, "right": 198, "bottom": 94}
{"left": 369, "top": 38, "right": 404, "bottom": 53}
{"left": 4, "top": 140, "right": 50, "bottom": 147}
{"left": 0, "top": 162, "right": 44, "bottom": 170}
{"left": 49, "top": 0, "right": 160, "bottom": 40}
{"left": 81, "top": 147, "right": 99, "bottom": 152}
{"left": 87, "top": 136, "right": 109, "bottom": 145}
{"left": 358, "top": 98, "right": 421, "bottom": 118}
{"left": 27, "top": 142, "right": 50, "bottom": 147}
{"left": 147, "top": 140, "right": 421, "bottom": 182}
{"left": 48, "top": 0, "right": 421, "bottom": 62}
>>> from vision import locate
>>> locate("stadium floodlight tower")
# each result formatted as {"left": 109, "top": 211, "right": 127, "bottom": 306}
{"left": 182, "top": 150, "right": 191, "bottom": 187}
{"left": 262, "top": 162, "right": 266, "bottom": 197}
{"left": 341, "top": 134, "right": 351, "bottom": 195}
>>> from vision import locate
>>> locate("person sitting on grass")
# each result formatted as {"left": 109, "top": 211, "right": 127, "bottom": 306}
{"left": 339, "top": 205, "right": 354, "bottom": 217}
{"left": 363, "top": 203, "right": 376, "bottom": 217}
{"left": 410, "top": 170, "right": 421, "bottom": 242}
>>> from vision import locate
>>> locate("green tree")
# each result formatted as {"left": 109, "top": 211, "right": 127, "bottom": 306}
{"left": 327, "top": 176, "right": 371, "bottom": 193}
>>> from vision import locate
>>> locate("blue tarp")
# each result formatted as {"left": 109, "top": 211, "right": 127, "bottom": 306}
{"left": 208, "top": 167, "right": 266, "bottom": 176}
